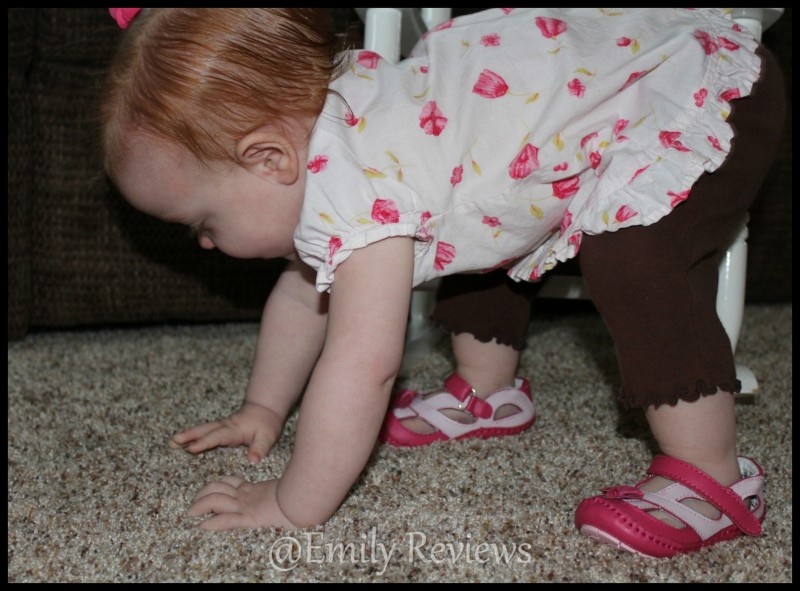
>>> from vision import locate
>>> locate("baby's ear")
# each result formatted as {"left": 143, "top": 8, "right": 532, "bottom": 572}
{"left": 237, "top": 128, "right": 299, "bottom": 185}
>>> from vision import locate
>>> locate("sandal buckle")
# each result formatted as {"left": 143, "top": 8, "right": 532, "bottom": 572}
{"left": 457, "top": 387, "right": 477, "bottom": 414}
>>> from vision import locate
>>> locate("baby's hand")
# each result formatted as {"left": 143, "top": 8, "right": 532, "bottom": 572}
{"left": 169, "top": 401, "right": 285, "bottom": 463}
{"left": 187, "top": 476, "right": 298, "bottom": 530}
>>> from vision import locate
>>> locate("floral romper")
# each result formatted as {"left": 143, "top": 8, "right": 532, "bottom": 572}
{"left": 294, "top": 8, "right": 761, "bottom": 292}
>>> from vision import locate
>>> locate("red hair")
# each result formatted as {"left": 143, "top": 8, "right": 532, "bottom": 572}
{"left": 102, "top": 8, "right": 346, "bottom": 175}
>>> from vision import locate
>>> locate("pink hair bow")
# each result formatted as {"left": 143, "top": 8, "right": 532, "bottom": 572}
{"left": 109, "top": 8, "right": 141, "bottom": 30}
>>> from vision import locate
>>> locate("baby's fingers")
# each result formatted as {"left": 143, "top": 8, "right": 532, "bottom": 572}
{"left": 182, "top": 425, "right": 244, "bottom": 454}
{"left": 246, "top": 432, "right": 278, "bottom": 464}
{"left": 169, "top": 421, "right": 224, "bottom": 449}
{"left": 197, "top": 512, "right": 255, "bottom": 531}
{"left": 187, "top": 490, "right": 242, "bottom": 520}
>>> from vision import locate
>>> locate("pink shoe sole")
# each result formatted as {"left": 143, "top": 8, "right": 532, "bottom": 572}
{"left": 578, "top": 524, "right": 654, "bottom": 558}
{"left": 381, "top": 414, "right": 536, "bottom": 447}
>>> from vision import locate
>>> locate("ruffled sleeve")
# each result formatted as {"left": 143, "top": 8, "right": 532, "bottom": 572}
{"left": 295, "top": 128, "right": 424, "bottom": 293}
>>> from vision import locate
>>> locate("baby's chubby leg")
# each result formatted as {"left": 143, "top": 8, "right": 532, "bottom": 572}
{"left": 638, "top": 390, "right": 741, "bottom": 525}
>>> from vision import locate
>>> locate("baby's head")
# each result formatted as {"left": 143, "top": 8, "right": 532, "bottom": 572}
{"left": 102, "top": 8, "right": 346, "bottom": 260}
{"left": 102, "top": 8, "right": 343, "bottom": 174}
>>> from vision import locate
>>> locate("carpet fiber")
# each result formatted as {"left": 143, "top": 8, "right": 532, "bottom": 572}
{"left": 8, "top": 303, "right": 792, "bottom": 582}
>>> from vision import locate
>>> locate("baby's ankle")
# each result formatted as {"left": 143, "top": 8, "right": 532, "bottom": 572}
{"left": 656, "top": 450, "right": 742, "bottom": 487}
{"left": 454, "top": 370, "right": 516, "bottom": 399}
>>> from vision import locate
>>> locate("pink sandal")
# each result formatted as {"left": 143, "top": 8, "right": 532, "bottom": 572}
{"left": 380, "top": 373, "right": 536, "bottom": 447}
{"left": 575, "top": 455, "right": 766, "bottom": 558}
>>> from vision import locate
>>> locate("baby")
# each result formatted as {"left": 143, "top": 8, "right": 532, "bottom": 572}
{"left": 103, "top": 8, "right": 783, "bottom": 557}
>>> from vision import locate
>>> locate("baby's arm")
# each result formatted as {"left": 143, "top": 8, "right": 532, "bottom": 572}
{"left": 188, "top": 237, "right": 415, "bottom": 529}
{"left": 171, "top": 259, "right": 328, "bottom": 463}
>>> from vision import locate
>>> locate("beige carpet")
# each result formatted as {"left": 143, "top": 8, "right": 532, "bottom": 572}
{"left": 8, "top": 303, "right": 792, "bottom": 582}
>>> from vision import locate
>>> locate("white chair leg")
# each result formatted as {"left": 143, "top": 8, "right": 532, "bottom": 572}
{"left": 717, "top": 217, "right": 758, "bottom": 397}
{"left": 420, "top": 8, "right": 452, "bottom": 29}
{"left": 400, "top": 281, "right": 442, "bottom": 376}
{"left": 716, "top": 220, "right": 747, "bottom": 353}
{"left": 363, "top": 8, "right": 402, "bottom": 64}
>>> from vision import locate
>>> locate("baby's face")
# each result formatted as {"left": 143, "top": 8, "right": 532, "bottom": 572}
{"left": 115, "top": 132, "right": 304, "bottom": 260}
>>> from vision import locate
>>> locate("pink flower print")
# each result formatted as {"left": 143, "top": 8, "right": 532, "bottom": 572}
{"left": 568, "top": 78, "right": 586, "bottom": 98}
{"left": 719, "top": 88, "right": 741, "bottom": 102}
{"left": 508, "top": 143, "right": 540, "bottom": 179}
{"left": 431, "top": 19, "right": 454, "bottom": 32}
{"left": 371, "top": 198, "right": 400, "bottom": 224}
{"left": 629, "top": 164, "right": 651, "bottom": 184}
{"left": 344, "top": 112, "right": 359, "bottom": 127}
{"left": 568, "top": 231, "right": 582, "bottom": 253}
{"left": 482, "top": 216, "right": 501, "bottom": 228}
{"left": 529, "top": 266, "right": 541, "bottom": 281}
{"left": 668, "top": 189, "right": 691, "bottom": 208}
{"left": 717, "top": 36, "right": 740, "bottom": 51}
{"left": 707, "top": 135, "right": 722, "bottom": 151}
{"left": 553, "top": 175, "right": 580, "bottom": 199}
{"left": 420, "top": 66, "right": 429, "bottom": 74}
{"left": 580, "top": 131, "right": 599, "bottom": 150}
{"left": 419, "top": 101, "right": 448, "bottom": 136}
{"left": 500, "top": 8, "right": 514, "bottom": 15}
{"left": 307, "top": 155, "right": 328, "bottom": 174}
{"left": 694, "top": 88, "right": 708, "bottom": 107}
{"left": 693, "top": 30, "right": 719, "bottom": 55}
{"left": 328, "top": 236, "right": 342, "bottom": 264}
{"left": 589, "top": 151, "right": 602, "bottom": 170}
{"left": 434, "top": 241, "right": 456, "bottom": 271}
{"left": 614, "top": 119, "right": 629, "bottom": 138}
{"left": 659, "top": 131, "right": 691, "bottom": 153}
{"left": 617, "top": 37, "right": 632, "bottom": 47}
{"left": 423, "top": 19, "right": 454, "bottom": 39}
{"left": 535, "top": 16, "right": 567, "bottom": 39}
{"left": 418, "top": 211, "right": 433, "bottom": 241}
{"left": 615, "top": 205, "right": 638, "bottom": 223}
{"left": 356, "top": 50, "right": 381, "bottom": 69}
{"left": 731, "top": 23, "right": 743, "bottom": 33}
{"left": 450, "top": 164, "right": 464, "bottom": 187}
{"left": 618, "top": 70, "right": 647, "bottom": 92}
{"left": 553, "top": 162, "right": 568, "bottom": 172}
{"left": 472, "top": 70, "right": 509, "bottom": 99}
{"left": 481, "top": 33, "right": 501, "bottom": 47}
{"left": 560, "top": 210, "right": 573, "bottom": 236}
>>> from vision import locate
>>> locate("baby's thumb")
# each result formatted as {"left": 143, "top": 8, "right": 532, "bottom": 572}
{"left": 246, "top": 433, "right": 274, "bottom": 464}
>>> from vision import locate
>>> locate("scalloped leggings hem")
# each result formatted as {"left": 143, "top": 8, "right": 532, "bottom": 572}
{"left": 618, "top": 378, "right": 742, "bottom": 410}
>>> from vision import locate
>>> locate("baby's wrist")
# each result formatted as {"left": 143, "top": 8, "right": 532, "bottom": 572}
{"left": 274, "top": 480, "right": 302, "bottom": 530}
{"left": 241, "top": 399, "right": 286, "bottom": 422}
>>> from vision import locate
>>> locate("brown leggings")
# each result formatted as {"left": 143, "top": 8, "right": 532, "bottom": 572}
{"left": 432, "top": 46, "right": 786, "bottom": 409}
